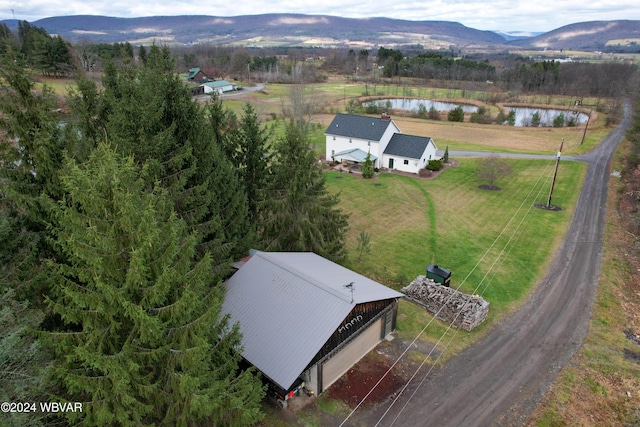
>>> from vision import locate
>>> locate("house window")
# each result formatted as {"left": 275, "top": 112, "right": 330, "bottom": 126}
{"left": 367, "top": 141, "right": 370, "bottom": 146}
{"left": 349, "top": 139, "right": 352, "bottom": 143}
{"left": 403, "top": 159, "right": 409, "bottom": 165}
{"left": 333, "top": 136, "right": 336, "bottom": 140}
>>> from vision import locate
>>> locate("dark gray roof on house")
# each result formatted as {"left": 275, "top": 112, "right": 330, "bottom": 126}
{"left": 220, "top": 251, "right": 403, "bottom": 391}
{"left": 383, "top": 133, "right": 434, "bottom": 159}
{"left": 325, "top": 113, "right": 396, "bottom": 141}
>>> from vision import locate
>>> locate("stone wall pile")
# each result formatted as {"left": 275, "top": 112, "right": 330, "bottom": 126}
{"left": 401, "top": 276, "right": 489, "bottom": 331}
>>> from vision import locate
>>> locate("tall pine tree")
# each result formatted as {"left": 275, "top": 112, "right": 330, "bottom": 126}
{"left": 225, "top": 102, "right": 271, "bottom": 224}
{"left": 259, "top": 121, "right": 349, "bottom": 262}
{"left": 44, "top": 144, "right": 264, "bottom": 426}
{"left": 68, "top": 45, "right": 252, "bottom": 269}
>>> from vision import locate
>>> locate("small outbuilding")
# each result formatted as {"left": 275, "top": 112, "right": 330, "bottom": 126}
{"left": 221, "top": 251, "right": 403, "bottom": 395}
{"left": 201, "top": 80, "right": 236, "bottom": 95}
{"left": 426, "top": 264, "right": 452, "bottom": 286}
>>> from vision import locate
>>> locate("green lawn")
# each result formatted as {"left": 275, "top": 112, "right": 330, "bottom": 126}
{"left": 326, "top": 158, "right": 586, "bottom": 340}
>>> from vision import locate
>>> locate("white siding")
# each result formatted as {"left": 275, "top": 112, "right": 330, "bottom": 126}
{"left": 383, "top": 155, "right": 421, "bottom": 173}
{"left": 377, "top": 121, "right": 401, "bottom": 160}
{"left": 383, "top": 140, "right": 437, "bottom": 174}
{"left": 327, "top": 136, "right": 379, "bottom": 166}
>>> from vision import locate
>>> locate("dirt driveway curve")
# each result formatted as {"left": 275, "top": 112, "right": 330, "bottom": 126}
{"left": 347, "top": 101, "right": 634, "bottom": 426}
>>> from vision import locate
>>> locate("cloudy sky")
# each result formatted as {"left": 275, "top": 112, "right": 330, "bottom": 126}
{"left": 2, "top": 0, "right": 639, "bottom": 33}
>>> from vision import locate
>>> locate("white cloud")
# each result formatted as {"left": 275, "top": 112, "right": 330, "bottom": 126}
{"left": 1, "top": 0, "right": 639, "bottom": 32}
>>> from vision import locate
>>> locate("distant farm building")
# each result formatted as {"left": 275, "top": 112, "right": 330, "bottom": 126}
{"left": 201, "top": 80, "right": 237, "bottom": 95}
{"left": 184, "top": 67, "right": 208, "bottom": 82}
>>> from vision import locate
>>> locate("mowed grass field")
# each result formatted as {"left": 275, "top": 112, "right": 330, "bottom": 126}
{"left": 326, "top": 158, "right": 587, "bottom": 346}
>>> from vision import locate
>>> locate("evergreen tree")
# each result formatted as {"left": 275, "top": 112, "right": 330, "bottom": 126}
{"left": 447, "top": 106, "right": 465, "bottom": 122}
{"left": 0, "top": 50, "right": 68, "bottom": 300}
{"left": 531, "top": 111, "right": 541, "bottom": 127}
{"left": 138, "top": 44, "right": 147, "bottom": 65}
{"left": 0, "top": 51, "right": 66, "bottom": 201}
{"left": 0, "top": 23, "right": 17, "bottom": 54}
{"left": 443, "top": 145, "right": 449, "bottom": 163}
{"left": 69, "top": 45, "right": 252, "bottom": 267}
{"left": 259, "top": 121, "right": 349, "bottom": 262}
{"left": 235, "top": 102, "right": 271, "bottom": 223}
{"left": 361, "top": 150, "right": 374, "bottom": 179}
{"left": 0, "top": 287, "right": 50, "bottom": 427}
{"left": 44, "top": 144, "right": 264, "bottom": 426}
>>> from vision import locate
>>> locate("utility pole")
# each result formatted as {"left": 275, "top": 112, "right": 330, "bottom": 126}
{"left": 547, "top": 138, "right": 564, "bottom": 208}
{"left": 575, "top": 98, "right": 594, "bottom": 145}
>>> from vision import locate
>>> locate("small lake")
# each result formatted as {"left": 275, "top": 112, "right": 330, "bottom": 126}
{"left": 507, "top": 107, "right": 589, "bottom": 127}
{"left": 364, "top": 99, "right": 590, "bottom": 127}
{"left": 364, "top": 98, "right": 479, "bottom": 113}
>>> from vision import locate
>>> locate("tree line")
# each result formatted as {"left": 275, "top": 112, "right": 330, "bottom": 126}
{"left": 0, "top": 40, "right": 348, "bottom": 425}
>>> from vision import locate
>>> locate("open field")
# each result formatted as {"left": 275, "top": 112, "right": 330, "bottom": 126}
{"left": 326, "top": 158, "right": 586, "bottom": 339}
{"left": 225, "top": 80, "right": 611, "bottom": 157}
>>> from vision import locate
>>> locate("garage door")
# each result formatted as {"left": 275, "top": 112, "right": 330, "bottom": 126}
{"left": 321, "top": 318, "right": 383, "bottom": 392}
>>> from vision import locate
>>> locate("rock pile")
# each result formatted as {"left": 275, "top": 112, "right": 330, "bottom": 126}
{"left": 401, "top": 276, "right": 490, "bottom": 331}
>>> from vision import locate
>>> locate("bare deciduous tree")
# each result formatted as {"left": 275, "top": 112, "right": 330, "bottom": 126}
{"left": 281, "top": 83, "right": 323, "bottom": 134}
{"left": 476, "top": 155, "right": 513, "bottom": 190}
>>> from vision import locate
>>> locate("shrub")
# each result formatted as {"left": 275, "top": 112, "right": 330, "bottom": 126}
{"left": 447, "top": 106, "right": 464, "bottom": 122}
{"left": 531, "top": 111, "right": 541, "bottom": 127}
{"left": 426, "top": 159, "right": 443, "bottom": 171}
{"left": 418, "top": 168, "right": 432, "bottom": 177}
{"left": 427, "top": 106, "right": 441, "bottom": 120}
{"left": 361, "top": 152, "right": 375, "bottom": 179}
{"left": 470, "top": 106, "right": 492, "bottom": 124}
{"left": 553, "top": 113, "right": 565, "bottom": 127}
{"left": 365, "top": 103, "right": 379, "bottom": 114}
{"left": 417, "top": 103, "right": 427, "bottom": 118}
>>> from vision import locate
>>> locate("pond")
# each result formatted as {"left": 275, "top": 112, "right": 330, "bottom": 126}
{"left": 364, "top": 98, "right": 479, "bottom": 113}
{"left": 364, "top": 98, "right": 590, "bottom": 128}
{"left": 506, "top": 107, "right": 589, "bottom": 127}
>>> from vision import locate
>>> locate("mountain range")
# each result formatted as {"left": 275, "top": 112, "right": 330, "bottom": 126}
{"left": 2, "top": 14, "right": 639, "bottom": 52}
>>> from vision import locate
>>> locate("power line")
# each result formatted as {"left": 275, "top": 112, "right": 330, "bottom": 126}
{"left": 384, "top": 163, "right": 552, "bottom": 426}
{"left": 339, "top": 157, "right": 556, "bottom": 426}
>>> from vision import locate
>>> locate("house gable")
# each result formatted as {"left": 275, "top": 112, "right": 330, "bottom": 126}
{"left": 325, "top": 113, "right": 400, "bottom": 168}
{"left": 384, "top": 134, "right": 435, "bottom": 159}
{"left": 325, "top": 113, "right": 397, "bottom": 141}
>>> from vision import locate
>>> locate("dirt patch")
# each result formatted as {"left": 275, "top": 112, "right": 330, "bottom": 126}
{"left": 327, "top": 343, "right": 405, "bottom": 408}
{"left": 478, "top": 184, "right": 501, "bottom": 190}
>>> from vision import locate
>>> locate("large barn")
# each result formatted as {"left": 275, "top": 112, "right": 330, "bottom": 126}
{"left": 221, "top": 251, "right": 403, "bottom": 395}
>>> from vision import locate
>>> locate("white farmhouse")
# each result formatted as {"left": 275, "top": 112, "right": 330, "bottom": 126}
{"left": 325, "top": 113, "right": 437, "bottom": 174}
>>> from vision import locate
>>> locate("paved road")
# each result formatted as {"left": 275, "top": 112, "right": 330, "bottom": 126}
{"left": 352, "top": 101, "right": 633, "bottom": 426}
{"left": 435, "top": 150, "right": 579, "bottom": 161}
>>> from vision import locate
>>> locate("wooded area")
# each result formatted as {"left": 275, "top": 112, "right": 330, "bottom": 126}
{"left": 0, "top": 24, "right": 348, "bottom": 426}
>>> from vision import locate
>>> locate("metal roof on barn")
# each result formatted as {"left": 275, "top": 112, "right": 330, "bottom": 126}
{"left": 325, "top": 113, "right": 397, "bottom": 141}
{"left": 383, "top": 133, "right": 435, "bottom": 159}
{"left": 202, "top": 80, "right": 233, "bottom": 89}
{"left": 220, "top": 251, "right": 403, "bottom": 391}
